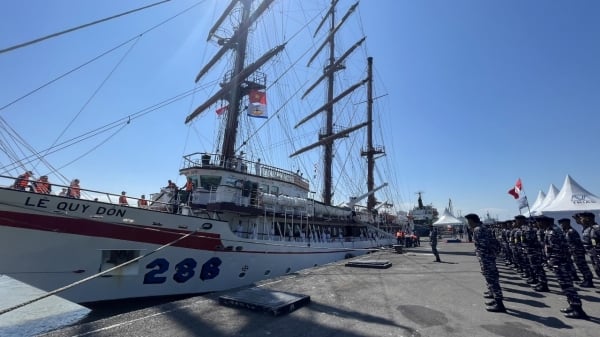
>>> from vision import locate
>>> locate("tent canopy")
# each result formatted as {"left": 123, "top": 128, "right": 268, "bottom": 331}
{"left": 541, "top": 175, "right": 600, "bottom": 235}
{"left": 433, "top": 208, "right": 463, "bottom": 226}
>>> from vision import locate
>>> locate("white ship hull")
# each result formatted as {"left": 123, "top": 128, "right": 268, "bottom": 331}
{"left": 0, "top": 188, "right": 391, "bottom": 303}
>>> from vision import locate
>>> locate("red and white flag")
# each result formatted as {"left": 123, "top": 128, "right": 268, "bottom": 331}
{"left": 248, "top": 89, "right": 267, "bottom": 118}
{"left": 216, "top": 105, "right": 228, "bottom": 116}
{"left": 507, "top": 178, "right": 522, "bottom": 199}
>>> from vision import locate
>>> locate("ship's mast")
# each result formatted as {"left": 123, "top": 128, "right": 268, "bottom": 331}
{"left": 291, "top": 1, "right": 366, "bottom": 206}
{"left": 221, "top": 1, "right": 252, "bottom": 161}
{"left": 361, "top": 57, "right": 385, "bottom": 212}
{"left": 184, "top": 0, "right": 283, "bottom": 163}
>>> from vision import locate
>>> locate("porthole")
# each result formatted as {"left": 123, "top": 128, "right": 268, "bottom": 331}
{"left": 264, "top": 270, "right": 271, "bottom": 276}
{"left": 202, "top": 223, "right": 212, "bottom": 229}
{"left": 235, "top": 246, "right": 243, "bottom": 251}
{"left": 285, "top": 267, "right": 291, "bottom": 274}
{"left": 239, "top": 272, "right": 246, "bottom": 278}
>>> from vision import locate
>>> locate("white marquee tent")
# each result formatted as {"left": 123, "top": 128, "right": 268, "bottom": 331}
{"left": 541, "top": 175, "right": 600, "bottom": 234}
{"left": 531, "top": 184, "right": 559, "bottom": 216}
{"left": 528, "top": 190, "right": 546, "bottom": 215}
{"left": 433, "top": 208, "right": 464, "bottom": 226}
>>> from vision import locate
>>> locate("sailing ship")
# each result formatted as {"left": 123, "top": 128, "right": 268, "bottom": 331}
{"left": 0, "top": 0, "right": 395, "bottom": 304}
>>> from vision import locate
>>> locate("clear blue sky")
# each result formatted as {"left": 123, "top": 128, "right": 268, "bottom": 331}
{"left": 1, "top": 0, "right": 599, "bottom": 221}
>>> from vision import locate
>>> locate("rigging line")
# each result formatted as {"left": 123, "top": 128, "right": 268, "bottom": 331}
{"left": 0, "top": 0, "right": 171, "bottom": 55}
{"left": 52, "top": 123, "right": 129, "bottom": 176}
{"left": 0, "top": 0, "right": 204, "bottom": 113}
{"left": 0, "top": 228, "right": 199, "bottom": 317}
{"left": 43, "top": 37, "right": 142, "bottom": 165}
{"left": 0, "top": 80, "right": 217, "bottom": 173}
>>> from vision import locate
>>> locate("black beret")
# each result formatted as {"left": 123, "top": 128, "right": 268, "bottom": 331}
{"left": 557, "top": 218, "right": 571, "bottom": 224}
{"left": 464, "top": 213, "right": 480, "bottom": 222}
{"left": 574, "top": 212, "right": 595, "bottom": 219}
{"left": 534, "top": 215, "right": 554, "bottom": 225}
{"left": 514, "top": 215, "right": 526, "bottom": 220}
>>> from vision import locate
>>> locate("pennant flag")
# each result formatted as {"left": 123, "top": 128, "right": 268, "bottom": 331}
{"left": 216, "top": 105, "right": 228, "bottom": 116}
{"left": 508, "top": 178, "right": 522, "bottom": 199}
{"left": 248, "top": 89, "right": 267, "bottom": 118}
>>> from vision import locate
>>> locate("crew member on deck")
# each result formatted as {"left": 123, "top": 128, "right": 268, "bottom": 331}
{"left": 138, "top": 195, "right": 148, "bottom": 209}
{"left": 33, "top": 175, "right": 52, "bottom": 194}
{"left": 13, "top": 171, "right": 33, "bottom": 190}
{"left": 67, "top": 179, "right": 81, "bottom": 198}
{"left": 119, "top": 191, "right": 129, "bottom": 206}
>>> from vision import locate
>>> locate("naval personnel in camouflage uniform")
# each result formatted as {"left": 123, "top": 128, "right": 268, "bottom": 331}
{"left": 559, "top": 217, "right": 594, "bottom": 288}
{"left": 513, "top": 216, "right": 532, "bottom": 279}
{"left": 522, "top": 218, "right": 548, "bottom": 291}
{"left": 465, "top": 213, "right": 505, "bottom": 312}
{"left": 578, "top": 212, "right": 600, "bottom": 278}
{"left": 537, "top": 216, "right": 589, "bottom": 319}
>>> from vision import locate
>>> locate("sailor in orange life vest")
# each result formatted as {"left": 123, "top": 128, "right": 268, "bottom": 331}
{"left": 13, "top": 170, "right": 33, "bottom": 190}
{"left": 33, "top": 175, "right": 52, "bottom": 194}
{"left": 119, "top": 191, "right": 129, "bottom": 206}
{"left": 67, "top": 179, "right": 81, "bottom": 198}
{"left": 138, "top": 195, "right": 148, "bottom": 208}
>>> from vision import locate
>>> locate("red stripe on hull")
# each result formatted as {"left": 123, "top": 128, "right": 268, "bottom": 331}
{"left": 0, "top": 211, "right": 222, "bottom": 250}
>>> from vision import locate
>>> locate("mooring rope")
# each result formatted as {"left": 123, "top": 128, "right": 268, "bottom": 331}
{"left": 0, "top": 229, "right": 197, "bottom": 316}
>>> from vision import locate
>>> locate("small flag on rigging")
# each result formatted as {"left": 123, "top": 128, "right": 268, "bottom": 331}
{"left": 216, "top": 105, "right": 228, "bottom": 116}
{"left": 248, "top": 89, "right": 267, "bottom": 118}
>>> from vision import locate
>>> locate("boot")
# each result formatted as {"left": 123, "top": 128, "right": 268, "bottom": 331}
{"left": 526, "top": 278, "right": 537, "bottom": 284}
{"left": 485, "top": 300, "right": 506, "bottom": 313}
{"left": 483, "top": 291, "right": 494, "bottom": 299}
{"left": 579, "top": 279, "right": 594, "bottom": 288}
{"left": 485, "top": 299, "right": 496, "bottom": 306}
{"left": 564, "top": 306, "right": 589, "bottom": 320}
{"left": 560, "top": 306, "right": 573, "bottom": 313}
{"left": 533, "top": 283, "right": 549, "bottom": 292}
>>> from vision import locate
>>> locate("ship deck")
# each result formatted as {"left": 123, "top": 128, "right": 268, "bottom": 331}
{"left": 42, "top": 239, "right": 600, "bottom": 337}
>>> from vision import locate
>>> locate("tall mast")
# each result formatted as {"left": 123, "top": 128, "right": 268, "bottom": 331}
{"left": 221, "top": 0, "right": 252, "bottom": 161}
{"left": 361, "top": 57, "right": 384, "bottom": 211}
{"left": 184, "top": 0, "right": 283, "bottom": 163}
{"left": 291, "top": 1, "right": 365, "bottom": 206}
{"left": 323, "top": 1, "right": 336, "bottom": 206}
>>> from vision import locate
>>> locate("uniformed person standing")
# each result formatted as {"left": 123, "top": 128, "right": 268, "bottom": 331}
{"left": 466, "top": 213, "right": 505, "bottom": 312}
{"left": 578, "top": 212, "right": 600, "bottom": 278}
{"left": 429, "top": 225, "right": 441, "bottom": 262}
{"left": 537, "top": 216, "right": 589, "bottom": 319}
{"left": 514, "top": 216, "right": 532, "bottom": 279}
{"left": 523, "top": 218, "right": 549, "bottom": 292}
{"left": 560, "top": 217, "right": 594, "bottom": 287}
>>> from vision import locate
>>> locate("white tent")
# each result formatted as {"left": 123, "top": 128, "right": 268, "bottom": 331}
{"left": 532, "top": 184, "right": 559, "bottom": 215}
{"left": 432, "top": 208, "right": 463, "bottom": 226}
{"left": 528, "top": 190, "right": 546, "bottom": 214}
{"left": 541, "top": 175, "right": 600, "bottom": 234}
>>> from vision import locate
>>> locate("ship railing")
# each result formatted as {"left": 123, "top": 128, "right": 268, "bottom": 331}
{"left": 181, "top": 152, "right": 310, "bottom": 190}
{"left": 0, "top": 174, "right": 174, "bottom": 212}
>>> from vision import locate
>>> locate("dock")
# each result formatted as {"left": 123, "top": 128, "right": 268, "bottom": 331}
{"left": 41, "top": 241, "right": 599, "bottom": 337}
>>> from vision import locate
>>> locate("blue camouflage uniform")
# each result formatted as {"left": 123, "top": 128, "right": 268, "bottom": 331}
{"left": 564, "top": 226, "right": 593, "bottom": 284}
{"left": 581, "top": 223, "right": 600, "bottom": 278}
{"left": 474, "top": 223, "right": 502, "bottom": 301}
{"left": 522, "top": 222, "right": 547, "bottom": 287}
{"left": 545, "top": 223, "right": 582, "bottom": 308}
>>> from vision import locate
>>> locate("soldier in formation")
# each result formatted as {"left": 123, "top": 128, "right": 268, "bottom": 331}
{"left": 559, "top": 217, "right": 594, "bottom": 287}
{"left": 466, "top": 213, "right": 505, "bottom": 312}
{"left": 522, "top": 218, "right": 548, "bottom": 292}
{"left": 536, "top": 215, "right": 589, "bottom": 319}
{"left": 578, "top": 212, "right": 600, "bottom": 278}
